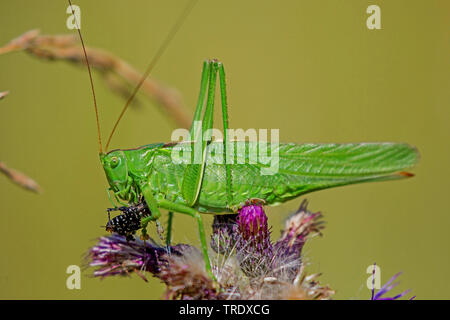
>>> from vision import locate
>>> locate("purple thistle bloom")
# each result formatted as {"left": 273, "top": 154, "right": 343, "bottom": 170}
{"left": 275, "top": 200, "right": 324, "bottom": 254}
{"left": 273, "top": 200, "right": 324, "bottom": 281}
{"left": 88, "top": 234, "right": 224, "bottom": 299}
{"left": 234, "top": 204, "right": 273, "bottom": 277}
{"left": 370, "top": 263, "right": 414, "bottom": 300}
{"left": 237, "top": 204, "right": 269, "bottom": 239}
{"left": 210, "top": 214, "right": 238, "bottom": 254}
{"left": 209, "top": 201, "right": 326, "bottom": 282}
{"left": 87, "top": 234, "right": 185, "bottom": 280}
{"left": 158, "top": 247, "right": 224, "bottom": 300}
{"left": 237, "top": 203, "right": 272, "bottom": 251}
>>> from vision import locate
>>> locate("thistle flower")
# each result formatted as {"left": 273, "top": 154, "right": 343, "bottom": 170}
{"left": 158, "top": 246, "right": 225, "bottom": 300}
{"left": 208, "top": 201, "right": 330, "bottom": 299}
{"left": 232, "top": 204, "right": 274, "bottom": 277}
{"left": 273, "top": 200, "right": 324, "bottom": 281}
{"left": 284, "top": 265, "right": 335, "bottom": 300}
{"left": 370, "top": 264, "right": 415, "bottom": 300}
{"left": 87, "top": 234, "right": 186, "bottom": 280}
{"left": 210, "top": 214, "right": 238, "bottom": 255}
{"left": 276, "top": 200, "right": 324, "bottom": 253}
{"left": 237, "top": 204, "right": 271, "bottom": 247}
{"left": 88, "top": 234, "right": 233, "bottom": 299}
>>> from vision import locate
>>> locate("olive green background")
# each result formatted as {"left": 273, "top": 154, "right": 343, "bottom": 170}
{"left": 0, "top": 0, "right": 448, "bottom": 299}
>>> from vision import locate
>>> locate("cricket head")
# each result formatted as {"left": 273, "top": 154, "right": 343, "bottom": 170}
{"left": 100, "top": 150, "right": 130, "bottom": 197}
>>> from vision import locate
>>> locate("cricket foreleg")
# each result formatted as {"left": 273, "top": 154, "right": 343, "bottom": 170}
{"left": 140, "top": 184, "right": 162, "bottom": 240}
{"left": 158, "top": 199, "right": 214, "bottom": 280}
{"left": 117, "top": 176, "right": 138, "bottom": 203}
{"left": 106, "top": 188, "right": 118, "bottom": 208}
{"left": 107, "top": 187, "right": 128, "bottom": 207}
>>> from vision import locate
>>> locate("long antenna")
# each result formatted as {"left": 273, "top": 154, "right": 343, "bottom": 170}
{"left": 68, "top": 0, "right": 103, "bottom": 154}
{"left": 105, "top": 0, "right": 198, "bottom": 152}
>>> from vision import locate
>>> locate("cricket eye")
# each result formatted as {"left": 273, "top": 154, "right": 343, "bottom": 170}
{"left": 110, "top": 157, "right": 119, "bottom": 169}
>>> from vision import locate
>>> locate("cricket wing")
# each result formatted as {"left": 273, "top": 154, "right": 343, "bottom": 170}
{"left": 179, "top": 141, "right": 418, "bottom": 210}
{"left": 258, "top": 142, "right": 419, "bottom": 203}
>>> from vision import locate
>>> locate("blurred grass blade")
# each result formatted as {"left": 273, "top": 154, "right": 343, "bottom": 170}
{"left": 0, "top": 161, "right": 42, "bottom": 193}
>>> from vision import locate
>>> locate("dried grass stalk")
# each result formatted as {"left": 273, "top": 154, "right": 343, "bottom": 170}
{"left": 0, "top": 30, "right": 191, "bottom": 128}
{"left": 0, "top": 161, "right": 42, "bottom": 193}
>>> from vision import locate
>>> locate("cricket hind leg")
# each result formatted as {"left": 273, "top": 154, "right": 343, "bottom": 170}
{"left": 139, "top": 184, "right": 162, "bottom": 241}
{"left": 181, "top": 59, "right": 234, "bottom": 207}
{"left": 158, "top": 199, "right": 215, "bottom": 280}
{"left": 166, "top": 211, "right": 174, "bottom": 249}
{"left": 216, "top": 61, "right": 233, "bottom": 205}
{"left": 204, "top": 60, "right": 234, "bottom": 206}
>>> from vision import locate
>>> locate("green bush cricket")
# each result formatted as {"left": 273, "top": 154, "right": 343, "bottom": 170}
{"left": 68, "top": 0, "right": 419, "bottom": 278}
